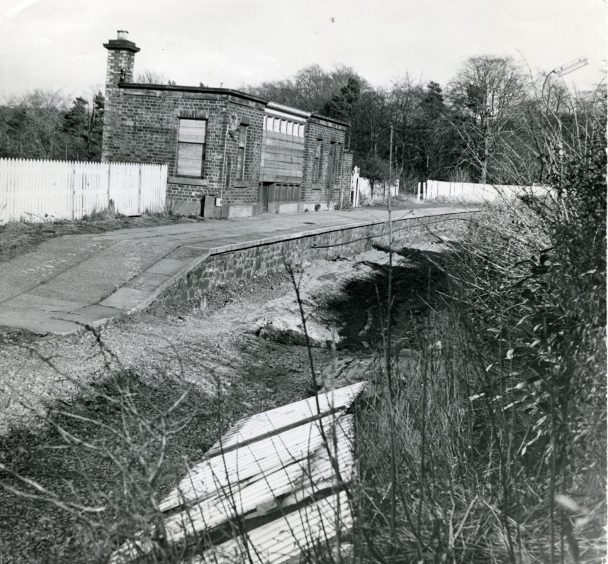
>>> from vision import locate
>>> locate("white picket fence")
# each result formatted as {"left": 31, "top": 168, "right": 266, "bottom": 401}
{"left": 417, "top": 179, "right": 549, "bottom": 203}
{"left": 0, "top": 158, "right": 168, "bottom": 223}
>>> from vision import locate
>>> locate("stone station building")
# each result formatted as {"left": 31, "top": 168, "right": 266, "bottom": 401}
{"left": 102, "top": 31, "right": 353, "bottom": 218}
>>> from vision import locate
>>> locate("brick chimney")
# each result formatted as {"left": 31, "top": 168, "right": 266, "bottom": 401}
{"left": 103, "top": 30, "right": 140, "bottom": 88}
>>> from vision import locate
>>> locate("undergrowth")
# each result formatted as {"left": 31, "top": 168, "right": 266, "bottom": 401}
{"left": 352, "top": 120, "right": 606, "bottom": 561}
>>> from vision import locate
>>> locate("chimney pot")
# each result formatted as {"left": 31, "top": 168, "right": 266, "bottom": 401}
{"left": 117, "top": 30, "right": 128, "bottom": 40}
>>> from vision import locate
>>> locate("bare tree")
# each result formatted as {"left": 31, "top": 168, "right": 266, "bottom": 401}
{"left": 447, "top": 56, "right": 527, "bottom": 183}
{"left": 1, "top": 89, "right": 70, "bottom": 159}
{"left": 135, "top": 70, "right": 176, "bottom": 85}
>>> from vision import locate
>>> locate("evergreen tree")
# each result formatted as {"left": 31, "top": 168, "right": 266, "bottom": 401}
{"left": 63, "top": 97, "right": 89, "bottom": 159}
{"left": 87, "top": 92, "right": 104, "bottom": 160}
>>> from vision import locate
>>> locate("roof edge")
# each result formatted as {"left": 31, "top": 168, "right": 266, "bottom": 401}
{"left": 266, "top": 101, "right": 311, "bottom": 119}
{"left": 119, "top": 83, "right": 268, "bottom": 104}
{"left": 310, "top": 113, "right": 350, "bottom": 127}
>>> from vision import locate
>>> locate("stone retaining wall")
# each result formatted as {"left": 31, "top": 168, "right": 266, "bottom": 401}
{"left": 154, "top": 211, "right": 475, "bottom": 310}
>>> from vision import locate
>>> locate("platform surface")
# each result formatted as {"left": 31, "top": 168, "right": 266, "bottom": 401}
{"left": 0, "top": 206, "right": 473, "bottom": 335}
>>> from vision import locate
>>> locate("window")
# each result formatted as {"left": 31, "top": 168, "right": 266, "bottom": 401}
{"left": 236, "top": 125, "right": 247, "bottom": 180}
{"left": 334, "top": 143, "right": 342, "bottom": 183}
{"left": 328, "top": 142, "right": 337, "bottom": 185}
{"left": 177, "top": 119, "right": 206, "bottom": 177}
{"left": 313, "top": 140, "right": 323, "bottom": 183}
{"left": 263, "top": 116, "right": 304, "bottom": 137}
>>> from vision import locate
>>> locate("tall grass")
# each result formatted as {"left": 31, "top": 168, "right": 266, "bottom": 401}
{"left": 352, "top": 195, "right": 606, "bottom": 562}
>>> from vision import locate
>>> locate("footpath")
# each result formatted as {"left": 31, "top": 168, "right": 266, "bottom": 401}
{"left": 0, "top": 206, "right": 471, "bottom": 336}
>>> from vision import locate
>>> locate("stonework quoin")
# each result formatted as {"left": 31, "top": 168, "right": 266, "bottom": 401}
{"left": 101, "top": 31, "right": 351, "bottom": 217}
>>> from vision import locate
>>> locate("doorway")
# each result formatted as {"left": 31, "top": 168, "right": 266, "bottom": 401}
{"left": 260, "top": 183, "right": 270, "bottom": 213}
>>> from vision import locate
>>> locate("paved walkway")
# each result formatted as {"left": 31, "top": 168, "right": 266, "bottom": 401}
{"left": 0, "top": 206, "right": 470, "bottom": 336}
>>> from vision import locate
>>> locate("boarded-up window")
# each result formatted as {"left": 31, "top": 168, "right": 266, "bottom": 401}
{"left": 335, "top": 143, "right": 342, "bottom": 184}
{"left": 313, "top": 140, "right": 323, "bottom": 183}
{"left": 177, "top": 119, "right": 206, "bottom": 177}
{"left": 328, "top": 142, "right": 337, "bottom": 186}
{"left": 236, "top": 125, "right": 247, "bottom": 180}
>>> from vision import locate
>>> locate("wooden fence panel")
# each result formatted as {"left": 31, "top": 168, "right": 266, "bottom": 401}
{"left": 0, "top": 158, "right": 167, "bottom": 223}
{"left": 417, "top": 180, "right": 550, "bottom": 202}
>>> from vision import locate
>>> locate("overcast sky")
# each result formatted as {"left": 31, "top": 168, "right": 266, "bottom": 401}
{"left": 0, "top": 0, "right": 605, "bottom": 101}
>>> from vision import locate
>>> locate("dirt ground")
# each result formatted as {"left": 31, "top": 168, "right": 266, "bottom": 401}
{"left": 0, "top": 243, "right": 447, "bottom": 563}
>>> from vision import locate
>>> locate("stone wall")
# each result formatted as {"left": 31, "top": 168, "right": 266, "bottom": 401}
{"left": 341, "top": 151, "right": 354, "bottom": 207}
{"left": 102, "top": 87, "right": 268, "bottom": 208}
{"left": 155, "top": 211, "right": 472, "bottom": 309}
{"left": 101, "top": 36, "right": 352, "bottom": 216}
{"left": 301, "top": 116, "right": 349, "bottom": 210}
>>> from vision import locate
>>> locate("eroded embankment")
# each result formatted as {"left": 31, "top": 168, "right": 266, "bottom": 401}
{"left": 0, "top": 239, "right": 450, "bottom": 563}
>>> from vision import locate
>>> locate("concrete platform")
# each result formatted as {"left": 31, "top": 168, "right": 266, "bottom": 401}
{"left": 0, "top": 206, "right": 475, "bottom": 336}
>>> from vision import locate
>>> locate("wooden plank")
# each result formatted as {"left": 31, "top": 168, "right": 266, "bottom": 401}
{"left": 262, "top": 135, "right": 305, "bottom": 148}
{"left": 261, "top": 154, "right": 305, "bottom": 166}
{"left": 260, "top": 173, "right": 303, "bottom": 184}
{"left": 110, "top": 384, "right": 364, "bottom": 564}
{"left": 261, "top": 160, "right": 304, "bottom": 170}
{"left": 216, "top": 383, "right": 365, "bottom": 453}
{"left": 261, "top": 145, "right": 305, "bottom": 157}
{"left": 160, "top": 412, "right": 340, "bottom": 513}
{"left": 261, "top": 156, "right": 305, "bottom": 167}
{"left": 0, "top": 158, "right": 166, "bottom": 223}
{"left": 161, "top": 417, "right": 353, "bottom": 544}
{"left": 260, "top": 175, "right": 304, "bottom": 184}
{"left": 192, "top": 491, "right": 352, "bottom": 564}
{"left": 261, "top": 146, "right": 304, "bottom": 154}
{"left": 260, "top": 164, "right": 303, "bottom": 172}
{"left": 260, "top": 168, "right": 303, "bottom": 179}
{"left": 112, "top": 416, "right": 354, "bottom": 563}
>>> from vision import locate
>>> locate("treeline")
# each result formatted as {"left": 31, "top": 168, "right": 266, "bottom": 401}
{"left": 1, "top": 57, "right": 602, "bottom": 186}
{"left": 246, "top": 56, "right": 603, "bottom": 190}
{"left": 0, "top": 90, "right": 104, "bottom": 161}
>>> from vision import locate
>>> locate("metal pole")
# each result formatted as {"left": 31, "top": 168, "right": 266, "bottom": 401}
{"left": 388, "top": 124, "right": 393, "bottom": 212}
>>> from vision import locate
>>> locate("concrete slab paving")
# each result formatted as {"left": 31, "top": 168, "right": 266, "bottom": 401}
{"left": 99, "top": 287, "right": 151, "bottom": 311}
{"left": 145, "top": 258, "right": 189, "bottom": 276}
{"left": 0, "top": 306, "right": 80, "bottom": 335}
{"left": 125, "top": 272, "right": 172, "bottom": 292}
{"left": 53, "top": 306, "right": 126, "bottom": 328}
{"left": 0, "top": 206, "right": 475, "bottom": 335}
{"left": 3, "top": 294, "right": 86, "bottom": 313}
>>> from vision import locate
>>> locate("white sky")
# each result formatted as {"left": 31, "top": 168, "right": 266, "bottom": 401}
{"left": 0, "top": 0, "right": 605, "bottom": 101}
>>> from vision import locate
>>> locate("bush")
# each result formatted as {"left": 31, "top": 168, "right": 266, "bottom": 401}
{"left": 353, "top": 115, "right": 606, "bottom": 561}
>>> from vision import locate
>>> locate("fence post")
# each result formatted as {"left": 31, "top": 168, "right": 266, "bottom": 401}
{"left": 0, "top": 158, "right": 166, "bottom": 222}
{"left": 106, "top": 163, "right": 111, "bottom": 209}
{"left": 138, "top": 164, "right": 142, "bottom": 214}
{"left": 71, "top": 164, "right": 76, "bottom": 220}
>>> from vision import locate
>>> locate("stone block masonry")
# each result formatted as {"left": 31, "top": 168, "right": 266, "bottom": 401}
{"left": 154, "top": 211, "right": 471, "bottom": 310}
{"left": 101, "top": 31, "right": 351, "bottom": 217}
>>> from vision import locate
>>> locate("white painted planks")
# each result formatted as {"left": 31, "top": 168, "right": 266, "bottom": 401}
{"left": 0, "top": 158, "right": 167, "bottom": 222}
{"left": 110, "top": 382, "right": 366, "bottom": 564}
